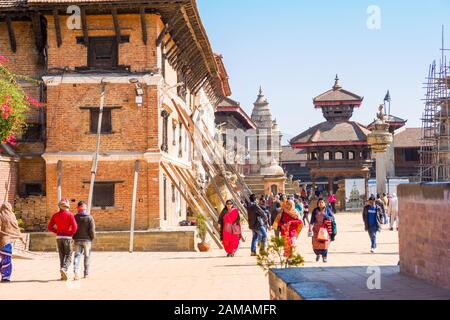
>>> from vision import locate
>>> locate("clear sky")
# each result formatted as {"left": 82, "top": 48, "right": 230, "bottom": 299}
{"left": 197, "top": 0, "right": 450, "bottom": 143}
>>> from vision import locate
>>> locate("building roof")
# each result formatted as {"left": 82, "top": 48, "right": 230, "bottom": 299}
{"left": 216, "top": 98, "right": 256, "bottom": 130}
{"left": 367, "top": 114, "right": 407, "bottom": 130}
{"left": 214, "top": 54, "right": 232, "bottom": 98}
{"left": 281, "top": 146, "right": 308, "bottom": 163}
{"left": 313, "top": 76, "right": 363, "bottom": 107}
{"left": 394, "top": 127, "right": 422, "bottom": 148}
{"left": 290, "top": 121, "right": 371, "bottom": 148}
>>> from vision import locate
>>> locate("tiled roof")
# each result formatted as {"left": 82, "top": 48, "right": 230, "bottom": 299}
{"left": 290, "top": 121, "right": 371, "bottom": 146}
{"left": 314, "top": 88, "right": 363, "bottom": 103}
{"left": 394, "top": 128, "right": 422, "bottom": 148}
{"left": 281, "top": 146, "right": 307, "bottom": 163}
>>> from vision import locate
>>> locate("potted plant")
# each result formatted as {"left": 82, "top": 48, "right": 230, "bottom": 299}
{"left": 196, "top": 214, "right": 211, "bottom": 252}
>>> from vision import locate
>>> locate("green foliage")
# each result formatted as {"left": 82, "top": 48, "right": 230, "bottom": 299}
{"left": 0, "top": 56, "right": 40, "bottom": 144}
{"left": 256, "top": 236, "right": 304, "bottom": 274}
{"left": 196, "top": 213, "right": 208, "bottom": 243}
{"left": 16, "top": 217, "right": 25, "bottom": 233}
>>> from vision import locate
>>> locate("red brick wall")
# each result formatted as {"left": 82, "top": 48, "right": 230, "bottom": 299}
{"left": 0, "top": 158, "right": 18, "bottom": 205}
{"left": 398, "top": 183, "right": 450, "bottom": 290}
{"left": 0, "top": 21, "right": 42, "bottom": 77}
{"left": 46, "top": 84, "right": 158, "bottom": 152}
{"left": 46, "top": 160, "right": 159, "bottom": 231}
{"left": 45, "top": 14, "right": 159, "bottom": 72}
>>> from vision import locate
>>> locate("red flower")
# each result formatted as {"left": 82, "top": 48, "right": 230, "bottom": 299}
{"left": 26, "top": 95, "right": 45, "bottom": 107}
{"left": 1, "top": 97, "right": 11, "bottom": 119}
{"left": 6, "top": 135, "right": 16, "bottom": 146}
{"left": 0, "top": 54, "right": 8, "bottom": 64}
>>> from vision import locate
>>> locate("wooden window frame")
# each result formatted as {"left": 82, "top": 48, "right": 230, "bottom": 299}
{"left": 92, "top": 182, "right": 116, "bottom": 209}
{"left": 89, "top": 108, "right": 113, "bottom": 134}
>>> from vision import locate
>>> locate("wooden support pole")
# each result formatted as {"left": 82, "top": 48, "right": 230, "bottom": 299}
{"left": 57, "top": 160, "right": 62, "bottom": 203}
{"left": 129, "top": 160, "right": 139, "bottom": 253}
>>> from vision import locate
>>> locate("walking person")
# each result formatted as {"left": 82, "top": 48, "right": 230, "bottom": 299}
{"left": 328, "top": 192, "right": 337, "bottom": 214}
{"left": 245, "top": 194, "right": 268, "bottom": 256}
{"left": 220, "top": 200, "right": 241, "bottom": 257}
{"left": 73, "top": 201, "right": 95, "bottom": 280}
{"left": 48, "top": 198, "right": 78, "bottom": 281}
{"left": 277, "top": 200, "right": 303, "bottom": 257}
{"left": 270, "top": 196, "right": 282, "bottom": 238}
{"left": 363, "top": 196, "right": 384, "bottom": 253}
{"left": 389, "top": 194, "right": 399, "bottom": 231}
{"left": 309, "top": 198, "right": 334, "bottom": 263}
{"left": 302, "top": 197, "right": 310, "bottom": 226}
{"left": 0, "top": 203, "right": 26, "bottom": 283}
{"left": 376, "top": 194, "right": 387, "bottom": 225}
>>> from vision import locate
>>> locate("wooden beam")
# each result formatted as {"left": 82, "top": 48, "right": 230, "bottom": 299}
{"left": 53, "top": 9, "right": 62, "bottom": 48}
{"left": 140, "top": 7, "right": 148, "bottom": 45}
{"left": 32, "top": 13, "right": 43, "bottom": 52}
{"left": 81, "top": 7, "right": 89, "bottom": 46}
{"left": 111, "top": 8, "right": 121, "bottom": 44}
{"left": 155, "top": 24, "right": 167, "bottom": 47}
{"left": 5, "top": 16, "right": 16, "bottom": 53}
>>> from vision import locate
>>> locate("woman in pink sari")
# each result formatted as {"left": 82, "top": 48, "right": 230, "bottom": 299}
{"left": 219, "top": 200, "right": 241, "bottom": 257}
{"left": 277, "top": 200, "right": 303, "bottom": 257}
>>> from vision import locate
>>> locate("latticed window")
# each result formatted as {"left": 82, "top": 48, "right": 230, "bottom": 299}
{"left": 88, "top": 37, "right": 118, "bottom": 70}
{"left": 178, "top": 122, "right": 183, "bottom": 158}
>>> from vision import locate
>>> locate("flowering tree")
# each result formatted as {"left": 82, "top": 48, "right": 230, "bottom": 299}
{"left": 0, "top": 54, "right": 43, "bottom": 145}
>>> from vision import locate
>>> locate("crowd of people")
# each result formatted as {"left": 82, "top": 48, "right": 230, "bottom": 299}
{"left": 217, "top": 190, "right": 400, "bottom": 260}
{"left": 0, "top": 190, "right": 400, "bottom": 283}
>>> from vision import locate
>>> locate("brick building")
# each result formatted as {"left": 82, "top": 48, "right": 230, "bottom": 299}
{"left": 0, "top": 0, "right": 230, "bottom": 246}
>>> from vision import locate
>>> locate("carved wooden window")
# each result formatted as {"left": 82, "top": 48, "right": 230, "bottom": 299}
{"left": 311, "top": 152, "right": 318, "bottom": 161}
{"left": 324, "top": 151, "right": 333, "bottom": 161}
{"left": 93, "top": 183, "right": 115, "bottom": 208}
{"left": 177, "top": 70, "right": 187, "bottom": 101}
{"left": 90, "top": 108, "right": 112, "bottom": 134}
{"left": 88, "top": 37, "right": 118, "bottom": 70}
{"left": 161, "top": 110, "right": 170, "bottom": 152}
{"left": 348, "top": 151, "right": 355, "bottom": 160}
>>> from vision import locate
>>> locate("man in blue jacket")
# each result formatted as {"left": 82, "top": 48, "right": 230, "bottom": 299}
{"left": 363, "top": 195, "right": 384, "bottom": 253}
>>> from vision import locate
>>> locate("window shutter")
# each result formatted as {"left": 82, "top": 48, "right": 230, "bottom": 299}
{"left": 93, "top": 183, "right": 115, "bottom": 208}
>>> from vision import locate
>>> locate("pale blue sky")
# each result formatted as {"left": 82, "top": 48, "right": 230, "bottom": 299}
{"left": 197, "top": 0, "right": 450, "bottom": 143}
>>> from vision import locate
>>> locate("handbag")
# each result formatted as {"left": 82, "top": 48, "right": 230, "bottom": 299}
{"left": 317, "top": 226, "right": 329, "bottom": 242}
{"left": 224, "top": 223, "right": 241, "bottom": 235}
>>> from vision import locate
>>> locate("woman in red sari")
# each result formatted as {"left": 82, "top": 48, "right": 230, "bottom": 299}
{"left": 278, "top": 200, "right": 303, "bottom": 257}
{"left": 219, "top": 200, "right": 241, "bottom": 257}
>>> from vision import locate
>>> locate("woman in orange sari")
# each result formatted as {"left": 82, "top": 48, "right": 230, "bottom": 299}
{"left": 277, "top": 200, "right": 303, "bottom": 257}
{"left": 220, "top": 200, "right": 241, "bottom": 257}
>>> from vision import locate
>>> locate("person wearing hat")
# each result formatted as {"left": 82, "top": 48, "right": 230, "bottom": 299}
{"left": 362, "top": 195, "right": 384, "bottom": 253}
{"left": 48, "top": 198, "right": 78, "bottom": 281}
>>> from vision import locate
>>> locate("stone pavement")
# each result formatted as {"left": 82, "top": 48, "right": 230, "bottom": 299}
{"left": 0, "top": 213, "right": 444, "bottom": 300}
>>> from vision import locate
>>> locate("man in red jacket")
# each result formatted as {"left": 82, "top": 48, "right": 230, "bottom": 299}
{"left": 48, "top": 198, "right": 77, "bottom": 281}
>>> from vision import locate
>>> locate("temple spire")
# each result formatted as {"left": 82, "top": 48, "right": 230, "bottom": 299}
{"left": 333, "top": 74, "right": 342, "bottom": 90}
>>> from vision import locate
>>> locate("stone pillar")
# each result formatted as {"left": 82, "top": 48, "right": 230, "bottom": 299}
{"left": 386, "top": 134, "right": 396, "bottom": 178}
{"left": 375, "top": 152, "right": 387, "bottom": 194}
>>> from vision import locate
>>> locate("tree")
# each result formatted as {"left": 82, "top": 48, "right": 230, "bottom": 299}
{"left": 256, "top": 236, "right": 304, "bottom": 274}
{"left": 0, "top": 54, "right": 42, "bottom": 145}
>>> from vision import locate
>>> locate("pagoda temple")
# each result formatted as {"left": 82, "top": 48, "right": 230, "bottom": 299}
{"left": 290, "top": 76, "right": 373, "bottom": 198}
